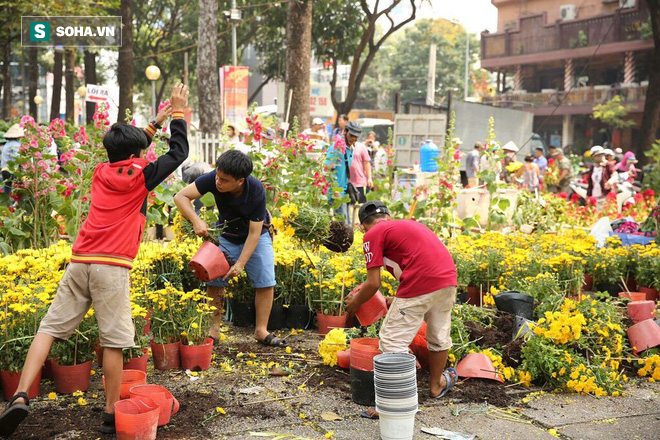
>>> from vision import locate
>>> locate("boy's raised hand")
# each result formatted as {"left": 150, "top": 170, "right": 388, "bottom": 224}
{"left": 171, "top": 83, "right": 189, "bottom": 112}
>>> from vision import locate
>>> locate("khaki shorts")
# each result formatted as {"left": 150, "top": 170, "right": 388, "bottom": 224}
{"left": 379, "top": 286, "right": 456, "bottom": 353}
{"left": 38, "top": 263, "right": 135, "bottom": 348}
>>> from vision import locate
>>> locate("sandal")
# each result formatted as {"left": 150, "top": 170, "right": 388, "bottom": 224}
{"left": 360, "top": 409, "right": 379, "bottom": 420}
{"left": 0, "top": 392, "right": 29, "bottom": 437}
{"left": 435, "top": 368, "right": 458, "bottom": 399}
{"left": 257, "top": 333, "right": 287, "bottom": 347}
{"left": 99, "top": 411, "right": 115, "bottom": 435}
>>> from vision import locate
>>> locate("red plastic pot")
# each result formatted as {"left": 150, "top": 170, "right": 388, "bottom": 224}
{"left": 0, "top": 369, "right": 41, "bottom": 401}
{"left": 455, "top": 353, "right": 504, "bottom": 383}
{"left": 123, "top": 350, "right": 148, "bottom": 373}
{"left": 143, "top": 310, "right": 152, "bottom": 336}
{"left": 150, "top": 341, "right": 180, "bottom": 370}
{"left": 347, "top": 284, "right": 388, "bottom": 326}
{"left": 628, "top": 301, "right": 657, "bottom": 324}
{"left": 466, "top": 286, "right": 484, "bottom": 306}
{"left": 129, "top": 384, "right": 180, "bottom": 427}
{"left": 52, "top": 360, "right": 92, "bottom": 394}
{"left": 115, "top": 397, "right": 160, "bottom": 440}
{"left": 103, "top": 369, "right": 147, "bottom": 400}
{"left": 618, "top": 291, "right": 647, "bottom": 302}
{"left": 409, "top": 323, "right": 429, "bottom": 371}
{"left": 188, "top": 241, "right": 230, "bottom": 282}
{"left": 350, "top": 338, "right": 380, "bottom": 372}
{"left": 583, "top": 274, "right": 594, "bottom": 291}
{"left": 627, "top": 319, "right": 660, "bottom": 354}
{"left": 639, "top": 286, "right": 659, "bottom": 301}
{"left": 337, "top": 349, "right": 351, "bottom": 369}
{"left": 180, "top": 338, "right": 214, "bottom": 371}
{"left": 316, "top": 312, "right": 350, "bottom": 336}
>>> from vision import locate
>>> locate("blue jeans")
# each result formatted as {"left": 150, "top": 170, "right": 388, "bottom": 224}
{"left": 336, "top": 203, "right": 351, "bottom": 225}
{"left": 207, "top": 233, "right": 276, "bottom": 288}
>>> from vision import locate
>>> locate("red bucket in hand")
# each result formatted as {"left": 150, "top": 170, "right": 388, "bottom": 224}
{"left": 348, "top": 284, "right": 388, "bottom": 326}
{"left": 189, "top": 241, "right": 230, "bottom": 282}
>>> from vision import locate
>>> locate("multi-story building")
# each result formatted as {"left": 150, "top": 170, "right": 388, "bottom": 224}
{"left": 480, "top": 0, "right": 653, "bottom": 152}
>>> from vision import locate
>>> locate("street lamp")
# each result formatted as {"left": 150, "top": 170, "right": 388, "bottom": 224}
{"left": 33, "top": 95, "right": 44, "bottom": 123}
{"left": 77, "top": 86, "right": 87, "bottom": 126}
{"left": 145, "top": 65, "right": 161, "bottom": 119}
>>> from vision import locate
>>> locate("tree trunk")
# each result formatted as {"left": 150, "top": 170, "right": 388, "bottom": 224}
{"left": 50, "top": 49, "right": 63, "bottom": 121}
{"left": 28, "top": 47, "right": 38, "bottom": 118}
{"left": 2, "top": 41, "right": 11, "bottom": 119}
{"left": 640, "top": 1, "right": 660, "bottom": 161}
{"left": 118, "top": 0, "right": 134, "bottom": 118}
{"left": 197, "top": 0, "right": 222, "bottom": 134}
{"left": 84, "top": 49, "right": 97, "bottom": 124}
{"left": 285, "top": 0, "right": 312, "bottom": 131}
{"left": 65, "top": 48, "right": 75, "bottom": 122}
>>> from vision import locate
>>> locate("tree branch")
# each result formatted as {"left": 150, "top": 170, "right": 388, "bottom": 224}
{"left": 248, "top": 74, "right": 274, "bottom": 104}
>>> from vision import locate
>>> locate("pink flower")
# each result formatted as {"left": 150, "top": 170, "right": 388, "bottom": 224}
{"left": 453, "top": 150, "right": 462, "bottom": 161}
{"left": 20, "top": 115, "right": 36, "bottom": 128}
{"left": 146, "top": 145, "right": 157, "bottom": 162}
{"left": 158, "top": 100, "right": 171, "bottom": 112}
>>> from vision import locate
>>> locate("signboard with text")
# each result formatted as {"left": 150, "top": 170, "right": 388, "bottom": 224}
{"left": 220, "top": 66, "right": 249, "bottom": 124}
{"left": 85, "top": 84, "right": 109, "bottom": 102}
{"left": 310, "top": 83, "right": 334, "bottom": 117}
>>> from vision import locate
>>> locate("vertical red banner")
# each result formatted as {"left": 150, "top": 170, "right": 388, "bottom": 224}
{"left": 221, "top": 66, "right": 249, "bottom": 124}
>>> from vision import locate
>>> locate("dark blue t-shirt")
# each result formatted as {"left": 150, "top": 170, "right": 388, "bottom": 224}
{"left": 194, "top": 172, "right": 268, "bottom": 244}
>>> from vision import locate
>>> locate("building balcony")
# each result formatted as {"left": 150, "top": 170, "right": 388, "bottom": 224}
{"left": 482, "top": 83, "right": 647, "bottom": 116}
{"left": 481, "top": 6, "right": 652, "bottom": 69}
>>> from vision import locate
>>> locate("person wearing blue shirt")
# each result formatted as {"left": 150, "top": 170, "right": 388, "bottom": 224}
{"left": 325, "top": 121, "right": 361, "bottom": 224}
{"left": 533, "top": 147, "right": 548, "bottom": 174}
{"left": 1, "top": 124, "right": 25, "bottom": 198}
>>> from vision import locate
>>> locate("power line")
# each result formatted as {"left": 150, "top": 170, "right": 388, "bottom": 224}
{"left": 518, "top": 17, "right": 617, "bottom": 149}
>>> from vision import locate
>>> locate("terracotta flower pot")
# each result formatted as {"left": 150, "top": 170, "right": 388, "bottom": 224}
{"left": 188, "top": 241, "right": 230, "bottom": 282}
{"left": 349, "top": 338, "right": 380, "bottom": 372}
{"left": 129, "top": 384, "right": 180, "bottom": 427}
{"left": 455, "top": 353, "right": 504, "bottom": 383}
{"left": 348, "top": 284, "right": 388, "bottom": 326}
{"left": 628, "top": 301, "right": 657, "bottom": 324}
{"left": 639, "top": 286, "right": 660, "bottom": 301}
{"left": 627, "top": 319, "right": 660, "bottom": 354}
{"left": 52, "top": 360, "right": 92, "bottom": 394}
{"left": 0, "top": 369, "right": 41, "bottom": 400}
{"left": 150, "top": 341, "right": 181, "bottom": 370}
{"left": 337, "top": 349, "right": 351, "bottom": 369}
{"left": 114, "top": 397, "right": 160, "bottom": 440}
{"left": 103, "top": 369, "right": 147, "bottom": 400}
{"left": 618, "top": 291, "right": 647, "bottom": 302}
{"left": 123, "top": 350, "right": 148, "bottom": 373}
{"left": 316, "top": 312, "right": 350, "bottom": 335}
{"left": 179, "top": 338, "right": 214, "bottom": 371}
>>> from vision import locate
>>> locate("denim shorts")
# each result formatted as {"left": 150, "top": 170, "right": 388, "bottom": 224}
{"left": 207, "top": 233, "right": 276, "bottom": 289}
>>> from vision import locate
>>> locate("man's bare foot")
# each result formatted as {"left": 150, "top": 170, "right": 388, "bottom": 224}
{"left": 429, "top": 369, "right": 457, "bottom": 398}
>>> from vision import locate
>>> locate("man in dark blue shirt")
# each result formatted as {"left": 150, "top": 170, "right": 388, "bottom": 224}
{"left": 174, "top": 150, "right": 284, "bottom": 347}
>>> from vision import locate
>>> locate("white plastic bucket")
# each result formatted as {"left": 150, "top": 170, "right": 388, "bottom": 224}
{"left": 379, "top": 411, "right": 415, "bottom": 440}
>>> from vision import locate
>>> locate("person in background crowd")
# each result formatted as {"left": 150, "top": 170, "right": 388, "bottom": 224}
{"left": 533, "top": 146, "right": 548, "bottom": 174}
{"left": 614, "top": 147, "right": 624, "bottom": 162}
{"left": 1, "top": 124, "right": 25, "bottom": 197}
{"left": 586, "top": 146, "right": 613, "bottom": 199}
{"left": 553, "top": 148, "right": 574, "bottom": 194}
{"left": 303, "top": 117, "right": 329, "bottom": 144}
{"left": 547, "top": 145, "right": 558, "bottom": 158}
{"left": 373, "top": 142, "right": 388, "bottom": 177}
{"left": 349, "top": 130, "right": 373, "bottom": 225}
{"left": 501, "top": 141, "right": 519, "bottom": 183}
{"left": 603, "top": 148, "right": 617, "bottom": 168}
{"left": 331, "top": 114, "right": 348, "bottom": 140}
{"left": 522, "top": 154, "right": 540, "bottom": 191}
{"left": 226, "top": 124, "right": 239, "bottom": 144}
{"left": 464, "top": 142, "right": 482, "bottom": 187}
{"left": 616, "top": 151, "right": 638, "bottom": 183}
{"left": 325, "top": 121, "right": 362, "bottom": 224}
{"left": 363, "top": 131, "right": 377, "bottom": 166}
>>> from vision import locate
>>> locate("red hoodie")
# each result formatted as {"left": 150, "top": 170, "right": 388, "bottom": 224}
{"left": 71, "top": 116, "right": 188, "bottom": 268}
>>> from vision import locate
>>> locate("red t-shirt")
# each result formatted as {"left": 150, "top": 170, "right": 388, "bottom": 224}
{"left": 362, "top": 220, "right": 457, "bottom": 298}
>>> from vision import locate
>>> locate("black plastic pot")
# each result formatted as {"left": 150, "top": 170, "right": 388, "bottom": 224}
{"left": 493, "top": 291, "right": 535, "bottom": 320}
{"left": 285, "top": 305, "right": 312, "bottom": 329}
{"left": 513, "top": 316, "right": 534, "bottom": 340}
{"left": 267, "top": 304, "right": 287, "bottom": 330}
{"left": 594, "top": 282, "right": 621, "bottom": 297}
{"left": 350, "top": 367, "right": 375, "bottom": 406}
{"left": 230, "top": 300, "right": 255, "bottom": 327}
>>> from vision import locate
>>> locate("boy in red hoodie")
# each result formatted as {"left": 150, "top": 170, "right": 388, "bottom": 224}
{"left": 0, "top": 84, "right": 189, "bottom": 437}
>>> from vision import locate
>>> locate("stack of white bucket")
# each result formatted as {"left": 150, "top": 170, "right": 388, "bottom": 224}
{"left": 373, "top": 353, "right": 418, "bottom": 440}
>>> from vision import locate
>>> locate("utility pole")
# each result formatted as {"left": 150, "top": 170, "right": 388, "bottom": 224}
{"left": 426, "top": 44, "right": 436, "bottom": 106}
{"left": 231, "top": 0, "right": 238, "bottom": 66}
{"left": 183, "top": 51, "right": 189, "bottom": 86}
{"left": 464, "top": 31, "right": 470, "bottom": 101}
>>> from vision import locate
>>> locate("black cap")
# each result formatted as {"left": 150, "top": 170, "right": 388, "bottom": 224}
{"left": 346, "top": 121, "right": 362, "bottom": 137}
{"left": 358, "top": 200, "right": 390, "bottom": 224}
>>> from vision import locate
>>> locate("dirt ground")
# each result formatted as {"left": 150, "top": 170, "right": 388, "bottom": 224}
{"left": 3, "top": 325, "right": 658, "bottom": 440}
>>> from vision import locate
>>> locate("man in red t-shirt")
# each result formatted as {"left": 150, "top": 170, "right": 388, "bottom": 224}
{"left": 346, "top": 201, "right": 458, "bottom": 399}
